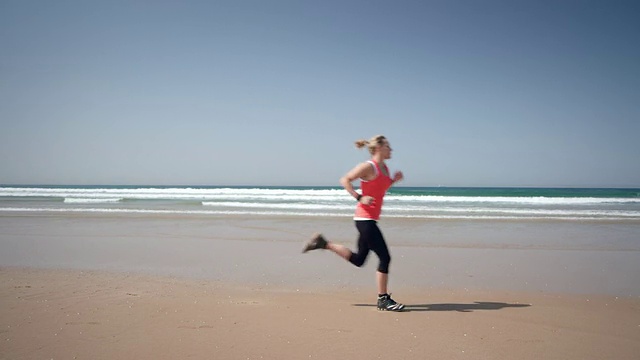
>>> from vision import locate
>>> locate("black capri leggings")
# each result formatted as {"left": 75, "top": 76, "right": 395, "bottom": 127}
{"left": 348, "top": 220, "right": 391, "bottom": 274}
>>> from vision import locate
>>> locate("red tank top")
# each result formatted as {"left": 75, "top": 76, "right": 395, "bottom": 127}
{"left": 354, "top": 160, "right": 393, "bottom": 221}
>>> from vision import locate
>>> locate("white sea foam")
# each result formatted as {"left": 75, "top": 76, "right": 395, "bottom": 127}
{"left": 2, "top": 187, "right": 639, "bottom": 221}
{"left": 0, "top": 187, "right": 347, "bottom": 202}
{"left": 388, "top": 195, "right": 640, "bottom": 205}
{"left": 202, "top": 201, "right": 353, "bottom": 210}
{"left": 1, "top": 187, "right": 638, "bottom": 205}
{"left": 63, "top": 198, "right": 123, "bottom": 203}
{"left": 0, "top": 207, "right": 345, "bottom": 218}
{"left": 199, "top": 202, "right": 640, "bottom": 218}
{"left": 382, "top": 206, "right": 640, "bottom": 218}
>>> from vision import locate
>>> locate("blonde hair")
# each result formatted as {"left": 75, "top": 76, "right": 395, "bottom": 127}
{"left": 355, "top": 135, "right": 387, "bottom": 155}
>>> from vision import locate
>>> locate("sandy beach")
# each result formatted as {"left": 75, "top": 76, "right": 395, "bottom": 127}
{"left": 1, "top": 213, "right": 640, "bottom": 359}
{"left": 2, "top": 268, "right": 639, "bottom": 360}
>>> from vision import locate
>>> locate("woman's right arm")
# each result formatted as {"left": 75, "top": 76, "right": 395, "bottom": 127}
{"left": 340, "top": 162, "right": 373, "bottom": 202}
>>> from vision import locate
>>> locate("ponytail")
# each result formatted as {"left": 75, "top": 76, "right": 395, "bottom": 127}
{"left": 354, "top": 135, "right": 386, "bottom": 155}
{"left": 354, "top": 139, "right": 369, "bottom": 149}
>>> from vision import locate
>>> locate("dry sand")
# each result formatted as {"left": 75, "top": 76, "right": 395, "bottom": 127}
{"left": 1, "top": 267, "right": 639, "bottom": 360}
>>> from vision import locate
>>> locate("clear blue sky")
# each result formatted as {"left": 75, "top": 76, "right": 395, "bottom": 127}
{"left": 1, "top": 0, "right": 639, "bottom": 187}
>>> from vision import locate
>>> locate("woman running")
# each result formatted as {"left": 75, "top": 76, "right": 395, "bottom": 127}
{"left": 303, "top": 135, "right": 405, "bottom": 311}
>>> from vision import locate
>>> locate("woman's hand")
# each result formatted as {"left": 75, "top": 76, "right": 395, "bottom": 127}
{"left": 392, "top": 171, "right": 404, "bottom": 183}
{"left": 359, "top": 195, "right": 376, "bottom": 206}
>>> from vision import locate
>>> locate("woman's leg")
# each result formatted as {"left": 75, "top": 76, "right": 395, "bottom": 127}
{"left": 366, "top": 223, "right": 403, "bottom": 310}
{"left": 329, "top": 221, "right": 371, "bottom": 265}
{"left": 304, "top": 223, "right": 371, "bottom": 266}
{"left": 366, "top": 222, "right": 391, "bottom": 293}
{"left": 376, "top": 271, "right": 388, "bottom": 295}
{"left": 326, "top": 242, "right": 352, "bottom": 260}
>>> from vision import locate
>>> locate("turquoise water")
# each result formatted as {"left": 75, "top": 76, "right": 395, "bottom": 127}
{"left": 1, "top": 185, "right": 639, "bottom": 221}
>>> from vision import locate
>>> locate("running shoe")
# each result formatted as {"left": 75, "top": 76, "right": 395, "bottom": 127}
{"left": 377, "top": 294, "right": 405, "bottom": 311}
{"left": 302, "top": 233, "right": 327, "bottom": 253}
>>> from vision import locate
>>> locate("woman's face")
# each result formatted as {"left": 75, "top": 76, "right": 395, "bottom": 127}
{"left": 378, "top": 140, "right": 392, "bottom": 159}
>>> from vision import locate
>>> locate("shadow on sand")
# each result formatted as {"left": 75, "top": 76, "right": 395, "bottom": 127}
{"left": 353, "top": 301, "right": 531, "bottom": 312}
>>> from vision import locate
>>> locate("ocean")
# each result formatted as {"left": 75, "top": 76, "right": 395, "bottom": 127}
{"left": 1, "top": 185, "right": 639, "bottom": 222}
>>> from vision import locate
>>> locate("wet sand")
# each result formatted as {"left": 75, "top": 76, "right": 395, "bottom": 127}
{"left": 1, "top": 213, "right": 638, "bottom": 295}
